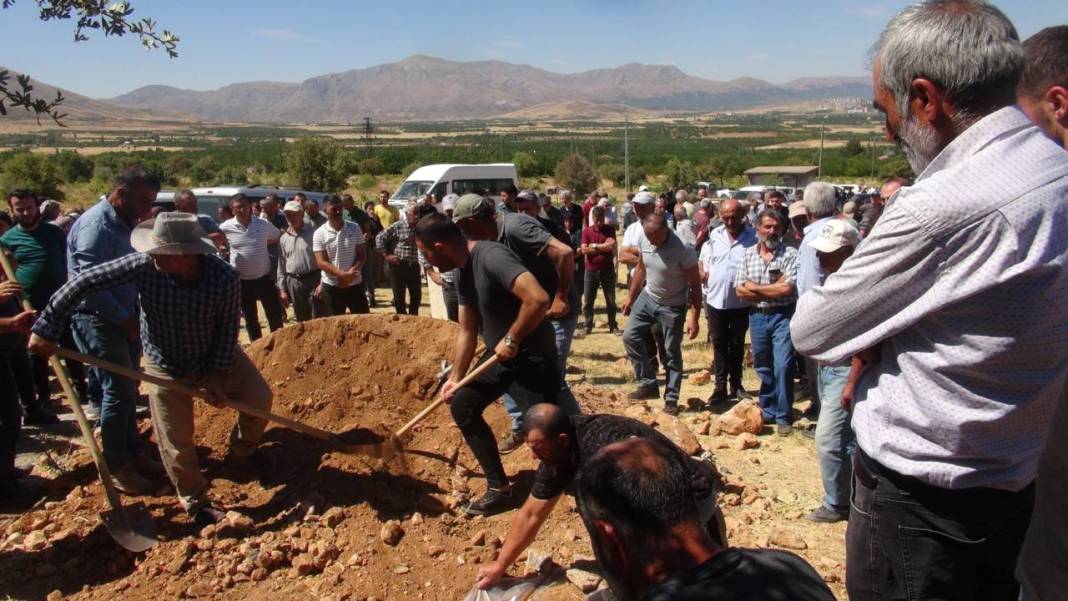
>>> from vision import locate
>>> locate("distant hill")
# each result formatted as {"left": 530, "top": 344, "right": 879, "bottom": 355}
{"left": 106, "top": 55, "right": 870, "bottom": 123}
{"left": 0, "top": 65, "right": 187, "bottom": 124}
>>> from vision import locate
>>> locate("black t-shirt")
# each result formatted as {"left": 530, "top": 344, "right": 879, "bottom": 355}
{"left": 497, "top": 212, "right": 580, "bottom": 320}
{"left": 530, "top": 414, "right": 718, "bottom": 501}
{"left": 456, "top": 241, "right": 555, "bottom": 356}
{"left": 637, "top": 548, "right": 836, "bottom": 601}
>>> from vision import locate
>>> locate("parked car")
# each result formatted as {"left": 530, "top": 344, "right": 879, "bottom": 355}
{"left": 152, "top": 185, "right": 327, "bottom": 223}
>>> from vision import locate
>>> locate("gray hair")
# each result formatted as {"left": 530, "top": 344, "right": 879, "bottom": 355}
{"left": 747, "top": 191, "right": 764, "bottom": 202}
{"left": 675, "top": 189, "right": 689, "bottom": 202}
{"left": 873, "top": 0, "right": 1023, "bottom": 124}
{"left": 803, "top": 182, "right": 837, "bottom": 218}
{"left": 755, "top": 209, "right": 783, "bottom": 231}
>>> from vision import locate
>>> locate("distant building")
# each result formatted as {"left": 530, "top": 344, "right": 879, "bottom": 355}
{"left": 744, "top": 166, "right": 819, "bottom": 188}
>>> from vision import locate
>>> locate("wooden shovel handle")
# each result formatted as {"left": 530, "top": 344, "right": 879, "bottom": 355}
{"left": 395, "top": 353, "right": 500, "bottom": 438}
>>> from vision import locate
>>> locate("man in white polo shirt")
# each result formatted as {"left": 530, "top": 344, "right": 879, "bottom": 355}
{"left": 220, "top": 193, "right": 285, "bottom": 341}
{"left": 313, "top": 194, "right": 368, "bottom": 315}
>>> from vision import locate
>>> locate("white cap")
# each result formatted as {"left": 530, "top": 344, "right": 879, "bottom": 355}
{"left": 810, "top": 219, "right": 860, "bottom": 253}
{"left": 282, "top": 200, "right": 303, "bottom": 213}
{"left": 441, "top": 193, "right": 459, "bottom": 212}
{"left": 638, "top": 185, "right": 650, "bottom": 192}
{"left": 632, "top": 191, "right": 656, "bottom": 205}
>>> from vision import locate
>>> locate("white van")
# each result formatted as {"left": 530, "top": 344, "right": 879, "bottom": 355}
{"left": 185, "top": 185, "right": 326, "bottom": 223}
{"left": 389, "top": 164, "right": 518, "bottom": 211}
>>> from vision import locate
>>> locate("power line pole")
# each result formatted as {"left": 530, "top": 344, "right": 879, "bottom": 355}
{"left": 817, "top": 119, "right": 827, "bottom": 179}
{"left": 362, "top": 117, "right": 373, "bottom": 154}
{"left": 624, "top": 115, "right": 631, "bottom": 194}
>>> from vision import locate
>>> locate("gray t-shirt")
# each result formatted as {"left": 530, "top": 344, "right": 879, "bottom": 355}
{"left": 641, "top": 230, "right": 698, "bottom": 307}
{"left": 457, "top": 241, "right": 555, "bottom": 355}
{"left": 497, "top": 212, "right": 579, "bottom": 320}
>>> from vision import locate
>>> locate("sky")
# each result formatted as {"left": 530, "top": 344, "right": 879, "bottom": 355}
{"left": 2, "top": 0, "right": 1065, "bottom": 98}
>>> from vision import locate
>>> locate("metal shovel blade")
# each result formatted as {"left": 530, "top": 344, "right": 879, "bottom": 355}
{"left": 100, "top": 502, "right": 157, "bottom": 553}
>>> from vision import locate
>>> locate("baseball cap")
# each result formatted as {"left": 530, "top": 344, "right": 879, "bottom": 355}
{"left": 810, "top": 219, "right": 860, "bottom": 253}
{"left": 516, "top": 190, "right": 539, "bottom": 204}
{"left": 632, "top": 191, "right": 656, "bottom": 205}
{"left": 441, "top": 193, "right": 459, "bottom": 212}
{"left": 638, "top": 185, "right": 650, "bottom": 192}
{"left": 842, "top": 200, "right": 857, "bottom": 215}
{"left": 452, "top": 193, "right": 495, "bottom": 221}
{"left": 788, "top": 202, "right": 807, "bottom": 219}
{"left": 282, "top": 200, "right": 303, "bottom": 213}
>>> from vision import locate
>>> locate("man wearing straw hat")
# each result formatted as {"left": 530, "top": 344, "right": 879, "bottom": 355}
{"left": 28, "top": 212, "right": 274, "bottom": 527}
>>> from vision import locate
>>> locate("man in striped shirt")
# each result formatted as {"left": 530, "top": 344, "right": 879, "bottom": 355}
{"left": 313, "top": 195, "right": 367, "bottom": 315}
{"left": 220, "top": 194, "right": 285, "bottom": 341}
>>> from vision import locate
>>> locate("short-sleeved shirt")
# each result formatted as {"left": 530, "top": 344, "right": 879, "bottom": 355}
{"left": 219, "top": 216, "right": 282, "bottom": 280}
{"left": 312, "top": 220, "right": 364, "bottom": 287}
{"left": 456, "top": 241, "right": 555, "bottom": 356}
{"left": 637, "top": 548, "right": 836, "bottom": 601}
{"left": 374, "top": 204, "right": 398, "bottom": 228}
{"left": 699, "top": 225, "right": 757, "bottom": 311}
{"left": 580, "top": 224, "right": 616, "bottom": 271}
{"left": 531, "top": 414, "right": 717, "bottom": 501}
{"left": 640, "top": 230, "right": 698, "bottom": 307}
{"left": 497, "top": 212, "right": 580, "bottom": 320}
{"left": 1, "top": 222, "right": 68, "bottom": 309}
{"left": 194, "top": 214, "right": 220, "bottom": 234}
{"left": 733, "top": 243, "right": 799, "bottom": 309}
{"left": 622, "top": 220, "right": 645, "bottom": 275}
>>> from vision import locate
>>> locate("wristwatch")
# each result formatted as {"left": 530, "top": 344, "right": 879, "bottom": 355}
{"left": 503, "top": 335, "right": 517, "bottom": 349}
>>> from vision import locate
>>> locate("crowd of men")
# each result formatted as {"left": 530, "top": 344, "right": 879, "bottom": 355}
{"left": 0, "top": 3, "right": 1065, "bottom": 600}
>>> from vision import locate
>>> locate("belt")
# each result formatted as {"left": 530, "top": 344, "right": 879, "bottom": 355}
{"left": 750, "top": 305, "right": 793, "bottom": 315}
{"left": 286, "top": 270, "right": 321, "bottom": 279}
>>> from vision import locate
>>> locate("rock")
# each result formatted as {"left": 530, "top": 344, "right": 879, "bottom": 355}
{"left": 426, "top": 544, "right": 445, "bottom": 557}
{"left": 292, "top": 553, "right": 317, "bottom": 576}
{"left": 721, "top": 493, "right": 741, "bottom": 506}
{"left": 24, "top": 530, "right": 48, "bottom": 551}
{"left": 199, "top": 524, "right": 216, "bottom": 538}
{"left": 409, "top": 512, "right": 424, "bottom": 525}
{"left": 622, "top": 404, "right": 655, "bottom": 425}
{"left": 393, "top": 565, "right": 410, "bottom": 574}
{"left": 525, "top": 548, "right": 553, "bottom": 573}
{"left": 46, "top": 591, "right": 62, "bottom": 601}
{"left": 713, "top": 437, "right": 731, "bottom": 449}
{"left": 714, "top": 400, "right": 764, "bottom": 435}
{"left": 566, "top": 566, "right": 603, "bottom": 593}
{"left": 321, "top": 507, "right": 345, "bottom": 528}
{"left": 185, "top": 582, "right": 213, "bottom": 597}
{"left": 735, "top": 433, "right": 760, "bottom": 450}
{"left": 469, "top": 530, "right": 486, "bottom": 546}
{"left": 379, "top": 520, "right": 404, "bottom": 546}
{"left": 688, "top": 370, "right": 711, "bottom": 386}
{"left": 251, "top": 568, "right": 267, "bottom": 581}
{"left": 697, "top": 420, "right": 711, "bottom": 436}
{"left": 655, "top": 413, "right": 703, "bottom": 456}
{"left": 224, "top": 511, "right": 254, "bottom": 533}
{"left": 767, "top": 529, "right": 808, "bottom": 550}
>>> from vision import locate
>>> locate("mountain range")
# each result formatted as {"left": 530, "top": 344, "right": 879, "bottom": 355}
{"left": 103, "top": 55, "right": 871, "bottom": 123}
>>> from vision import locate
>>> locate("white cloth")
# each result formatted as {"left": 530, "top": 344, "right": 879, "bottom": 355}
{"left": 700, "top": 225, "right": 757, "bottom": 310}
{"left": 220, "top": 216, "right": 281, "bottom": 280}
{"left": 791, "top": 106, "right": 1068, "bottom": 491}
{"left": 312, "top": 220, "right": 364, "bottom": 287}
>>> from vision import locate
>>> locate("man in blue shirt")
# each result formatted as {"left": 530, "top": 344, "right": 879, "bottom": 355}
{"left": 63, "top": 166, "right": 161, "bottom": 495}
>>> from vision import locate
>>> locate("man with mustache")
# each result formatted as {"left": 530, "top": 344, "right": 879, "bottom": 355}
{"left": 791, "top": 2, "right": 1068, "bottom": 600}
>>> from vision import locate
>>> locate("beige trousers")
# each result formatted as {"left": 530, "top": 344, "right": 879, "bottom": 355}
{"left": 144, "top": 347, "right": 273, "bottom": 513}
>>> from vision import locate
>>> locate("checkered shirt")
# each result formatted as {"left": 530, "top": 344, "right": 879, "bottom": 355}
{"left": 375, "top": 219, "right": 421, "bottom": 264}
{"left": 34, "top": 253, "right": 241, "bottom": 379}
{"left": 733, "top": 243, "right": 799, "bottom": 309}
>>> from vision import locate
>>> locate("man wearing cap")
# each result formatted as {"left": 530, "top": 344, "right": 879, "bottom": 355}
{"left": 785, "top": 202, "right": 807, "bottom": 249}
{"left": 794, "top": 183, "right": 839, "bottom": 412}
{"left": 314, "top": 195, "right": 368, "bottom": 315}
{"left": 277, "top": 200, "right": 326, "bottom": 322}
{"left": 453, "top": 193, "right": 581, "bottom": 454}
{"left": 619, "top": 190, "right": 667, "bottom": 376}
{"left": 29, "top": 212, "right": 273, "bottom": 527}
{"left": 803, "top": 219, "right": 860, "bottom": 524}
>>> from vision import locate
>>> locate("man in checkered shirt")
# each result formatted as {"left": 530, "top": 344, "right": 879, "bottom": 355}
{"left": 734, "top": 209, "right": 799, "bottom": 435}
{"left": 30, "top": 212, "right": 274, "bottom": 528}
{"left": 376, "top": 203, "right": 435, "bottom": 315}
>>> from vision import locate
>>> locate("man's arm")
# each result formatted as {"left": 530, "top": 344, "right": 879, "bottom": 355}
{"left": 683, "top": 263, "right": 702, "bottom": 339}
{"left": 476, "top": 495, "right": 559, "bottom": 588}
{"left": 67, "top": 224, "right": 135, "bottom": 326}
{"left": 540, "top": 237, "right": 574, "bottom": 318}
{"left": 742, "top": 279, "right": 795, "bottom": 300}
{"left": 618, "top": 244, "right": 640, "bottom": 266}
{"left": 314, "top": 250, "right": 349, "bottom": 279}
{"left": 622, "top": 257, "right": 646, "bottom": 315}
{"left": 498, "top": 272, "right": 550, "bottom": 360}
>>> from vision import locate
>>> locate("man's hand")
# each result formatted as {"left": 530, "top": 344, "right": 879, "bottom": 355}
{"left": 27, "top": 333, "right": 58, "bottom": 358}
{"left": 686, "top": 313, "right": 699, "bottom": 340}
{"left": 385, "top": 254, "right": 401, "bottom": 266}
{"left": 313, "top": 283, "right": 323, "bottom": 299}
{"left": 7, "top": 310, "right": 35, "bottom": 334}
{"left": 0, "top": 280, "right": 24, "bottom": 303}
{"left": 622, "top": 297, "right": 633, "bottom": 316}
{"left": 201, "top": 382, "right": 228, "bottom": 409}
{"left": 476, "top": 562, "right": 507, "bottom": 590}
{"left": 440, "top": 378, "right": 460, "bottom": 405}
{"left": 119, "top": 315, "right": 140, "bottom": 342}
{"left": 279, "top": 289, "right": 289, "bottom": 307}
{"left": 494, "top": 338, "right": 518, "bottom": 362}
{"left": 546, "top": 296, "right": 568, "bottom": 319}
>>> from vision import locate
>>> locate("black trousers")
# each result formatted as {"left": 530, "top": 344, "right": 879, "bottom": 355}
{"left": 442, "top": 283, "right": 459, "bottom": 323}
{"left": 0, "top": 353, "right": 19, "bottom": 478}
{"left": 321, "top": 282, "right": 369, "bottom": 316}
{"left": 847, "top": 450, "right": 1033, "bottom": 601}
{"left": 705, "top": 305, "right": 749, "bottom": 392}
{"left": 388, "top": 261, "right": 422, "bottom": 315}
{"left": 240, "top": 274, "right": 286, "bottom": 341}
{"left": 583, "top": 268, "right": 617, "bottom": 332}
{"left": 450, "top": 349, "right": 559, "bottom": 489}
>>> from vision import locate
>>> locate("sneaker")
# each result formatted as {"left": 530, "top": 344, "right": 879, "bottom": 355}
{"left": 807, "top": 505, "right": 849, "bottom": 523}
{"left": 776, "top": 424, "right": 794, "bottom": 437}
{"left": 707, "top": 388, "right": 729, "bottom": 407}
{"left": 112, "top": 464, "right": 155, "bottom": 496}
{"left": 464, "top": 487, "right": 514, "bottom": 517}
{"left": 662, "top": 402, "right": 679, "bottom": 416}
{"left": 732, "top": 387, "right": 753, "bottom": 402}
{"left": 627, "top": 385, "right": 660, "bottom": 401}
{"left": 610, "top": 328, "right": 622, "bottom": 337}
{"left": 23, "top": 409, "right": 60, "bottom": 426}
{"left": 192, "top": 506, "right": 227, "bottom": 529}
{"left": 498, "top": 430, "right": 523, "bottom": 455}
{"left": 84, "top": 404, "right": 101, "bottom": 421}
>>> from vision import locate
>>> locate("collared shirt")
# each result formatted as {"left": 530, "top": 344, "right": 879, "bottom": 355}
{"left": 1, "top": 221, "right": 67, "bottom": 310}
{"left": 674, "top": 219, "right": 697, "bottom": 249}
{"left": 276, "top": 224, "right": 319, "bottom": 288}
{"left": 220, "top": 216, "right": 281, "bottom": 280}
{"left": 313, "top": 220, "right": 364, "bottom": 287}
{"left": 791, "top": 106, "right": 1068, "bottom": 491}
{"left": 34, "top": 253, "right": 241, "bottom": 379}
{"left": 65, "top": 198, "right": 138, "bottom": 325}
{"left": 796, "top": 216, "right": 833, "bottom": 297}
{"left": 733, "top": 243, "right": 798, "bottom": 309}
{"left": 373, "top": 204, "right": 398, "bottom": 228}
{"left": 700, "top": 225, "right": 757, "bottom": 310}
{"left": 375, "top": 219, "right": 420, "bottom": 264}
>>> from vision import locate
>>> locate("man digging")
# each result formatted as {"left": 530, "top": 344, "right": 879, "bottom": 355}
{"left": 29, "top": 212, "right": 274, "bottom": 527}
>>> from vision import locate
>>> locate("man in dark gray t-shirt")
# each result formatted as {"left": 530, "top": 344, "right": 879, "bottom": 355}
{"left": 415, "top": 213, "right": 560, "bottom": 517}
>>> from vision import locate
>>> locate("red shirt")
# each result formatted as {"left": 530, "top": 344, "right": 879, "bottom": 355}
{"left": 581, "top": 224, "right": 616, "bottom": 271}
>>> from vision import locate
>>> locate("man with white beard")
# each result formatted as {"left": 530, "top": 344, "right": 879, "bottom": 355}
{"left": 790, "top": 2, "right": 1068, "bottom": 600}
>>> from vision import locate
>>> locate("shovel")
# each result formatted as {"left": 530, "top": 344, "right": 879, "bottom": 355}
{"left": 0, "top": 252, "right": 156, "bottom": 552}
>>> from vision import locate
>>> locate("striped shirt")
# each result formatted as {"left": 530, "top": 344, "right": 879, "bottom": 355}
{"left": 791, "top": 106, "right": 1068, "bottom": 491}
{"left": 733, "top": 243, "right": 798, "bottom": 309}
{"left": 220, "top": 216, "right": 281, "bottom": 280}
{"left": 313, "top": 220, "right": 364, "bottom": 287}
{"left": 34, "top": 253, "right": 241, "bottom": 379}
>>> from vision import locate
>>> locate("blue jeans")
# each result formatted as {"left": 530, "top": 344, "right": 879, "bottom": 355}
{"left": 815, "top": 364, "right": 855, "bottom": 511}
{"left": 748, "top": 309, "right": 794, "bottom": 425}
{"left": 622, "top": 290, "right": 687, "bottom": 403}
{"left": 505, "top": 313, "right": 582, "bottom": 431}
{"left": 70, "top": 314, "right": 143, "bottom": 471}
